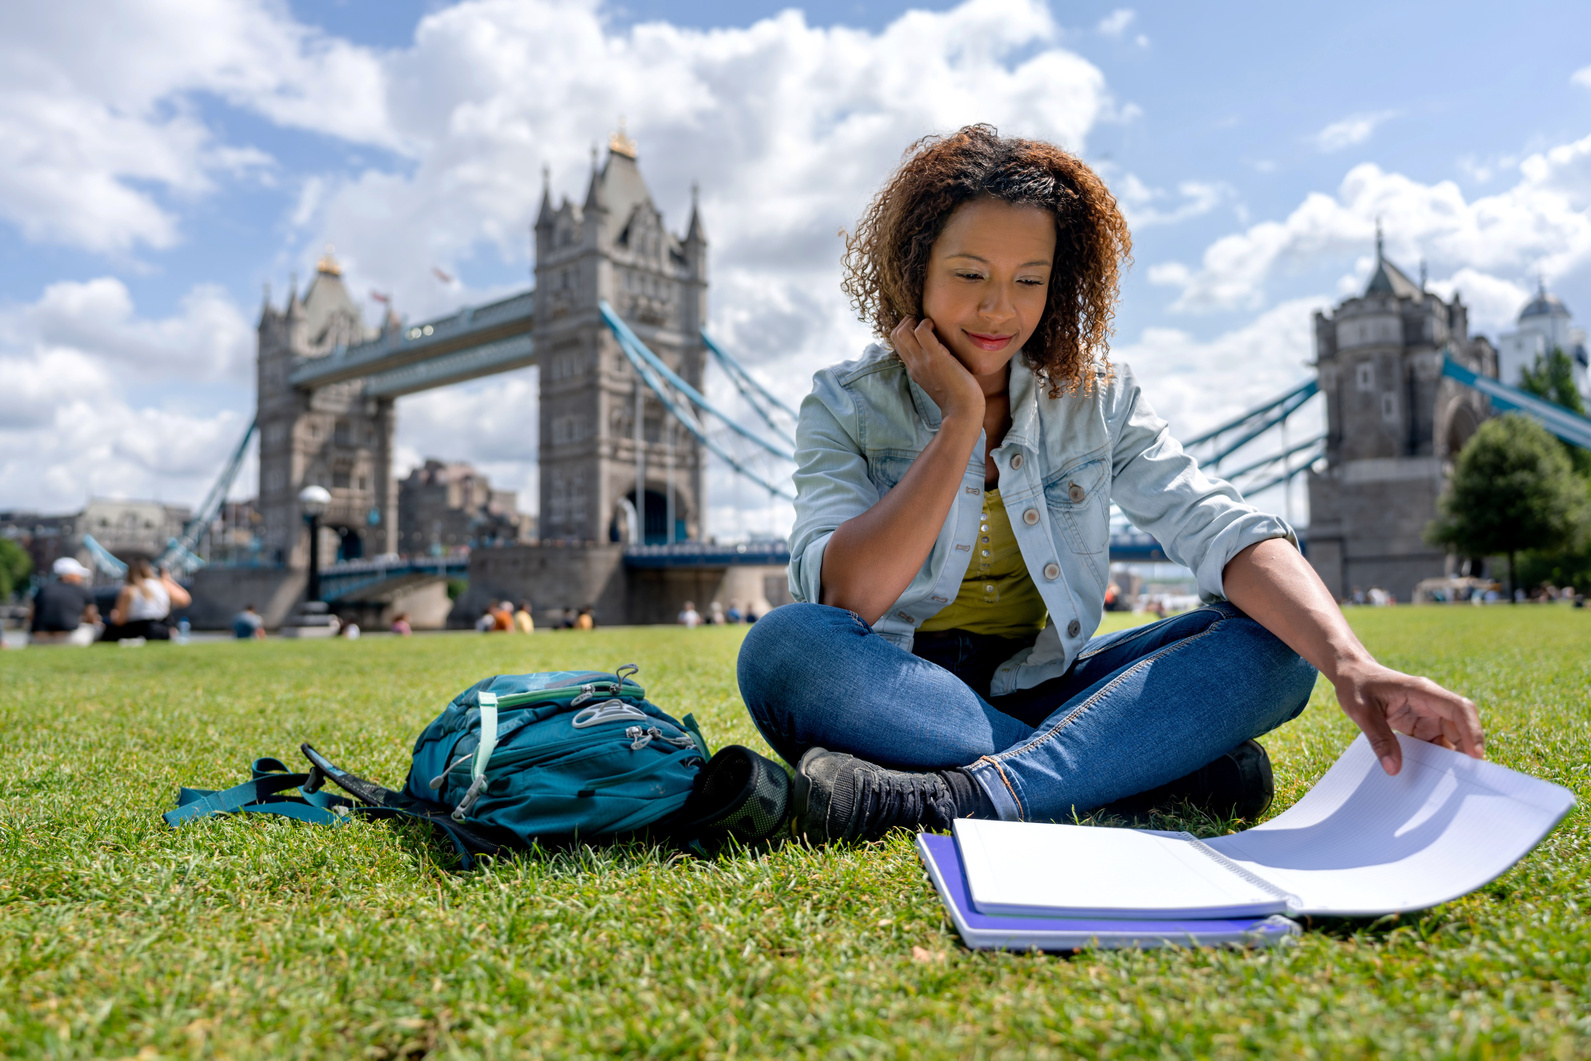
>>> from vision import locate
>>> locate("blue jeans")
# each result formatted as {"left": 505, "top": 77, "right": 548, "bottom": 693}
{"left": 737, "top": 603, "right": 1317, "bottom": 822}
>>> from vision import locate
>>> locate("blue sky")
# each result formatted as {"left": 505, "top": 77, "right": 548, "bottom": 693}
{"left": 3, "top": 0, "right": 1589, "bottom": 537}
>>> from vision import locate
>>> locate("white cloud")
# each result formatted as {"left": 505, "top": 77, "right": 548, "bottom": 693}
{"left": 1097, "top": 10, "right": 1135, "bottom": 37}
{"left": 1425, "top": 268, "right": 1531, "bottom": 333}
{"left": 0, "top": 348, "right": 115, "bottom": 430}
{"left": 1311, "top": 110, "right": 1396, "bottom": 153}
{"left": 295, "top": 0, "right": 1117, "bottom": 452}
{"left": 1572, "top": 65, "right": 1591, "bottom": 90}
{"left": 0, "top": 1, "right": 393, "bottom": 254}
{"left": 1114, "top": 173, "right": 1231, "bottom": 228}
{"left": 0, "top": 279, "right": 255, "bottom": 510}
{"left": 0, "top": 396, "right": 253, "bottom": 513}
{"left": 1113, "top": 297, "right": 1326, "bottom": 441}
{"left": 13, "top": 278, "right": 255, "bottom": 383}
{"left": 1151, "top": 136, "right": 1591, "bottom": 313}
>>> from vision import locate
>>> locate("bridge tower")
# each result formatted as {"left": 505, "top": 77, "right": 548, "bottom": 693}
{"left": 1305, "top": 235, "right": 1496, "bottom": 600}
{"left": 256, "top": 250, "right": 398, "bottom": 569}
{"left": 533, "top": 130, "right": 708, "bottom": 544}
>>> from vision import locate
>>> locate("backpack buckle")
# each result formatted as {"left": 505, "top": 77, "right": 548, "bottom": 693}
{"left": 451, "top": 775, "right": 488, "bottom": 822}
{"left": 572, "top": 700, "right": 648, "bottom": 728}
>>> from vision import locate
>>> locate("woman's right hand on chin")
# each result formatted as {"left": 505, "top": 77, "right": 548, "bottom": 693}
{"left": 891, "top": 316, "right": 984, "bottom": 424}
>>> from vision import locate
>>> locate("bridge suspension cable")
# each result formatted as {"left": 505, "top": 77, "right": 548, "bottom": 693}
{"left": 602, "top": 304, "right": 794, "bottom": 463}
{"left": 1182, "top": 378, "right": 1318, "bottom": 451}
{"left": 601, "top": 302, "right": 796, "bottom": 500}
{"left": 1220, "top": 432, "right": 1327, "bottom": 485}
{"left": 158, "top": 419, "right": 258, "bottom": 573}
{"left": 700, "top": 329, "right": 799, "bottom": 445}
{"left": 1441, "top": 352, "right": 1591, "bottom": 449}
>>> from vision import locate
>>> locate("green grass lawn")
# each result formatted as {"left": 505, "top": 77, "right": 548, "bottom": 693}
{"left": 1, "top": 606, "right": 1587, "bottom": 1059}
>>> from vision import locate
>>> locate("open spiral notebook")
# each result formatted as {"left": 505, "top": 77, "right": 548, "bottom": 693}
{"left": 920, "top": 734, "right": 1575, "bottom": 950}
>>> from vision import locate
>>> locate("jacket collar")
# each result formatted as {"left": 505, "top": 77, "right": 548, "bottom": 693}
{"left": 904, "top": 351, "right": 1042, "bottom": 449}
{"left": 1003, "top": 355, "right": 1041, "bottom": 451}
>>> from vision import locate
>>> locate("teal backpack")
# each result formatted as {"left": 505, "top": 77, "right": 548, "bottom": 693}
{"left": 406, "top": 664, "right": 708, "bottom": 842}
{"left": 165, "top": 663, "right": 792, "bottom": 867}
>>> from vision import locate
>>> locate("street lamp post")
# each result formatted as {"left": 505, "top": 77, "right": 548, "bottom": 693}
{"left": 299, "top": 485, "right": 331, "bottom": 603}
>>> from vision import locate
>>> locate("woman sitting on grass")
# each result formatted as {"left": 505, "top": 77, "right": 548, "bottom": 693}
{"left": 737, "top": 125, "right": 1485, "bottom": 843}
{"left": 102, "top": 558, "right": 191, "bottom": 643}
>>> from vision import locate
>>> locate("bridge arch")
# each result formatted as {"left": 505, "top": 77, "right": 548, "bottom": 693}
{"left": 610, "top": 485, "right": 692, "bottom": 545}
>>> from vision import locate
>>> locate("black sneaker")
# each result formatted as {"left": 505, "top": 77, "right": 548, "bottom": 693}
{"left": 1103, "top": 739, "right": 1275, "bottom": 820}
{"left": 792, "top": 747, "right": 957, "bottom": 844}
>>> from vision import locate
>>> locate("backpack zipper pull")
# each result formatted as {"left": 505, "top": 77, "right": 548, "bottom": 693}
{"left": 429, "top": 750, "right": 474, "bottom": 790}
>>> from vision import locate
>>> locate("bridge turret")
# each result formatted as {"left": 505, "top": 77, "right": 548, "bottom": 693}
{"left": 535, "top": 166, "right": 555, "bottom": 239}
{"left": 1305, "top": 233, "right": 1495, "bottom": 601}
{"left": 582, "top": 148, "right": 606, "bottom": 223}
{"left": 685, "top": 183, "right": 707, "bottom": 268}
{"left": 532, "top": 131, "right": 707, "bottom": 546}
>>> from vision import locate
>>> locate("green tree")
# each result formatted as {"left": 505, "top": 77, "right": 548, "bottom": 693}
{"left": 1518, "top": 534, "right": 1591, "bottom": 596}
{"left": 1519, "top": 347, "right": 1591, "bottom": 477}
{"left": 0, "top": 538, "right": 31, "bottom": 601}
{"left": 1428, "top": 414, "right": 1589, "bottom": 600}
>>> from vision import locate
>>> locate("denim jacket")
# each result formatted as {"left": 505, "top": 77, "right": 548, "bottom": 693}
{"left": 787, "top": 344, "right": 1296, "bottom": 696}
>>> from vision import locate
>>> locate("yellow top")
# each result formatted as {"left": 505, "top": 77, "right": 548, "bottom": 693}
{"left": 919, "top": 487, "right": 1048, "bottom": 639}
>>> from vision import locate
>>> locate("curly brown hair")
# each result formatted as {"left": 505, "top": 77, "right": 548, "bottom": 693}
{"left": 842, "top": 124, "right": 1132, "bottom": 396}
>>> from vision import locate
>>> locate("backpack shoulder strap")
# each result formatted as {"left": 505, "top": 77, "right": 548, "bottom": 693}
{"left": 164, "top": 761, "right": 352, "bottom": 827}
{"left": 165, "top": 751, "right": 510, "bottom": 871}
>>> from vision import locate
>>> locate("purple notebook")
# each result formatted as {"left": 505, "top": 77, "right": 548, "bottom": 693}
{"left": 917, "top": 833, "right": 1299, "bottom": 952}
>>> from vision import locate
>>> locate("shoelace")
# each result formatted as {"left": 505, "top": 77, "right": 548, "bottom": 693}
{"left": 851, "top": 767, "right": 955, "bottom": 839}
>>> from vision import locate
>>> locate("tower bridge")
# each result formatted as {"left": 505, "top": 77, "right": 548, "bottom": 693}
{"left": 260, "top": 131, "right": 709, "bottom": 571}
{"left": 218, "top": 131, "right": 789, "bottom": 629}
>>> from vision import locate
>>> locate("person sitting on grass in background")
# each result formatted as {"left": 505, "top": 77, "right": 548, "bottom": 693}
{"left": 27, "top": 557, "right": 100, "bottom": 646}
{"left": 232, "top": 603, "right": 266, "bottom": 640}
{"left": 102, "top": 558, "right": 190, "bottom": 643}
{"left": 576, "top": 605, "right": 595, "bottom": 630}
{"left": 391, "top": 612, "right": 412, "bottom": 636}
{"left": 475, "top": 602, "right": 498, "bottom": 633}
{"left": 678, "top": 601, "right": 702, "bottom": 628}
{"left": 737, "top": 124, "right": 1486, "bottom": 844}
{"left": 513, "top": 601, "right": 534, "bottom": 633}
{"left": 491, "top": 600, "right": 514, "bottom": 631}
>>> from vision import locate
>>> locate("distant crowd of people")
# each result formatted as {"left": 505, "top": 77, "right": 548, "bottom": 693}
{"left": 24, "top": 556, "right": 191, "bottom": 646}
{"left": 472, "top": 600, "right": 598, "bottom": 632}
{"left": 676, "top": 599, "right": 758, "bottom": 627}
{"left": 17, "top": 559, "right": 774, "bottom": 646}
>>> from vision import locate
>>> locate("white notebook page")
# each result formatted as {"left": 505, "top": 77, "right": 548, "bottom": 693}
{"left": 1204, "top": 734, "right": 1576, "bottom": 916}
{"left": 954, "top": 818, "right": 1287, "bottom": 919}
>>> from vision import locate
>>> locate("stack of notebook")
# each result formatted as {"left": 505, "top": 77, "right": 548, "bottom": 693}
{"left": 918, "top": 734, "right": 1575, "bottom": 952}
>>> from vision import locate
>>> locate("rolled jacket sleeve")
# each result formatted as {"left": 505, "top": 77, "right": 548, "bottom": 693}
{"left": 787, "top": 370, "right": 879, "bottom": 604}
{"left": 1105, "top": 366, "right": 1298, "bottom": 601}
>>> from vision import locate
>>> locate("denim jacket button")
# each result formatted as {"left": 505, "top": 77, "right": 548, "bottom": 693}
{"left": 1042, "top": 562, "right": 1060, "bottom": 580}
{"left": 1022, "top": 508, "right": 1039, "bottom": 526}
{"left": 1009, "top": 453, "right": 1024, "bottom": 470}
{"left": 1067, "top": 619, "right": 1082, "bottom": 638}
{"left": 1068, "top": 482, "right": 1085, "bottom": 503}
